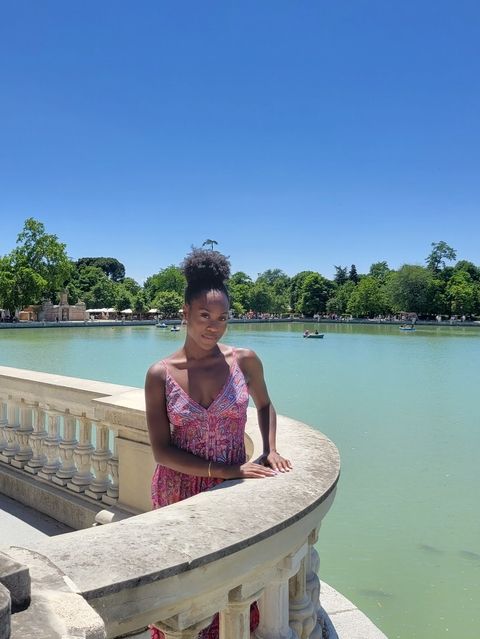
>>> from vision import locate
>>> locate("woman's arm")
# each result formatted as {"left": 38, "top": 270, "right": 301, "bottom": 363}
{"left": 144, "top": 362, "right": 276, "bottom": 480}
{"left": 238, "top": 350, "right": 292, "bottom": 473}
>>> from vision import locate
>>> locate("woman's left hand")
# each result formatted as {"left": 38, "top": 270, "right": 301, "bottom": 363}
{"left": 259, "top": 451, "right": 292, "bottom": 473}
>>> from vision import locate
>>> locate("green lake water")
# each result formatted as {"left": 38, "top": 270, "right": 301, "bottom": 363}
{"left": 1, "top": 323, "right": 479, "bottom": 639}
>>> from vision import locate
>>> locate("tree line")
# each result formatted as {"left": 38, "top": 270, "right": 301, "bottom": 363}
{"left": 1, "top": 219, "right": 480, "bottom": 319}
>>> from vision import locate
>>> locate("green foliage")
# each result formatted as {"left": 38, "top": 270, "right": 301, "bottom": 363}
{"left": 249, "top": 283, "right": 273, "bottom": 313}
{"left": 334, "top": 266, "right": 348, "bottom": 285}
{"left": 369, "top": 261, "right": 390, "bottom": 282}
{"left": 144, "top": 265, "right": 186, "bottom": 302}
{"left": 76, "top": 257, "right": 125, "bottom": 282}
{"left": 256, "top": 269, "right": 290, "bottom": 296}
{"left": 114, "top": 285, "right": 134, "bottom": 312}
{"left": 231, "top": 301, "right": 246, "bottom": 317}
{"left": 299, "top": 273, "right": 333, "bottom": 316}
{"left": 386, "top": 265, "right": 440, "bottom": 315}
{"left": 347, "top": 276, "right": 389, "bottom": 318}
{"left": 14, "top": 217, "right": 73, "bottom": 299}
{"left": 426, "top": 241, "right": 457, "bottom": 272}
{"left": 348, "top": 264, "right": 359, "bottom": 284}
{"left": 446, "top": 271, "right": 479, "bottom": 316}
{"left": 229, "top": 272, "right": 253, "bottom": 286}
{"left": 289, "top": 271, "right": 317, "bottom": 313}
{"left": 0, "top": 255, "right": 48, "bottom": 313}
{"left": 153, "top": 291, "right": 184, "bottom": 317}
{"left": 326, "top": 281, "right": 355, "bottom": 315}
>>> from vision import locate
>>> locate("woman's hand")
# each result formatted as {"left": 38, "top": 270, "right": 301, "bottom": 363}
{"left": 223, "top": 461, "right": 278, "bottom": 479}
{"left": 259, "top": 451, "right": 292, "bottom": 473}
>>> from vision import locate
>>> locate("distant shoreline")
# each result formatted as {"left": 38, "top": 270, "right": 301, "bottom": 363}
{"left": 1, "top": 318, "right": 479, "bottom": 330}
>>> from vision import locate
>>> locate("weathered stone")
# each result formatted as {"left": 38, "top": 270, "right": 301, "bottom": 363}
{"left": 0, "top": 553, "right": 30, "bottom": 612}
{"left": 0, "top": 583, "right": 11, "bottom": 639}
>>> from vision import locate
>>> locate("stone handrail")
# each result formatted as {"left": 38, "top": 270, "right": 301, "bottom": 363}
{"left": 0, "top": 366, "right": 340, "bottom": 638}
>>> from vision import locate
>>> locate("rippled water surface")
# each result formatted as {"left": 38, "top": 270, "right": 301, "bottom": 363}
{"left": 1, "top": 322, "right": 479, "bottom": 639}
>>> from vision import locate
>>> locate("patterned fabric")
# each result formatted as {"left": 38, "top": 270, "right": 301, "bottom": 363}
{"left": 150, "top": 350, "right": 259, "bottom": 639}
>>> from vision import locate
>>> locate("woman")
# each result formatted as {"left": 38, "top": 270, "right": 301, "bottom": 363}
{"left": 145, "top": 248, "right": 292, "bottom": 638}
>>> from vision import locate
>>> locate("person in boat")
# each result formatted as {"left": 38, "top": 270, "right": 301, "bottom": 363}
{"left": 145, "top": 248, "right": 292, "bottom": 639}
{"left": 304, "top": 329, "right": 310, "bottom": 337}
{"left": 314, "top": 330, "right": 319, "bottom": 335}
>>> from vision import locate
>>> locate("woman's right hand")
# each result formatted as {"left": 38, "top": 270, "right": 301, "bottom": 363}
{"left": 224, "top": 461, "right": 278, "bottom": 480}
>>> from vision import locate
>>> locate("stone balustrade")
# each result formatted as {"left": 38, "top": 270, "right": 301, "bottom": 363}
{"left": 0, "top": 365, "right": 341, "bottom": 638}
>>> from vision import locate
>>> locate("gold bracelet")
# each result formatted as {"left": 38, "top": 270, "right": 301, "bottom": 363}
{"left": 208, "top": 461, "right": 212, "bottom": 478}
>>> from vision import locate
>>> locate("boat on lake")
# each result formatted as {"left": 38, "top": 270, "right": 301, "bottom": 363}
{"left": 303, "top": 331, "right": 324, "bottom": 339}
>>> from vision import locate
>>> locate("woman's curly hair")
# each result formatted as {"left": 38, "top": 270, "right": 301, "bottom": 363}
{"left": 181, "top": 248, "right": 231, "bottom": 304}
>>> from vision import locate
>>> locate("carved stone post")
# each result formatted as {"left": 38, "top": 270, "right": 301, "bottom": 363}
{"left": 256, "top": 551, "right": 306, "bottom": 639}
{"left": 0, "top": 397, "right": 20, "bottom": 464}
{"left": 11, "top": 400, "right": 34, "bottom": 468}
{"left": 102, "top": 435, "right": 119, "bottom": 506}
{"left": 25, "top": 404, "right": 48, "bottom": 474}
{"left": 0, "top": 397, "right": 7, "bottom": 453}
{"left": 289, "top": 557, "right": 315, "bottom": 639}
{"left": 305, "top": 528, "right": 322, "bottom": 637}
{"left": 53, "top": 412, "right": 78, "bottom": 486}
{"left": 85, "top": 423, "right": 112, "bottom": 499}
{"left": 37, "top": 409, "right": 61, "bottom": 480}
{"left": 220, "top": 586, "right": 263, "bottom": 639}
{"left": 67, "top": 416, "right": 94, "bottom": 493}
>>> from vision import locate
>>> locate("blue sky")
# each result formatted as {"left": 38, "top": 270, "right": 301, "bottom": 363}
{"left": 1, "top": 1, "right": 479, "bottom": 283}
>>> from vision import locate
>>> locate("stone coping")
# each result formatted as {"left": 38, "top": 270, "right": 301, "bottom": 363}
{"left": 5, "top": 407, "right": 340, "bottom": 602}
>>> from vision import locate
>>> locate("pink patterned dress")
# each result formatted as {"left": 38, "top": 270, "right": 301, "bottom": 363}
{"left": 150, "top": 349, "right": 260, "bottom": 639}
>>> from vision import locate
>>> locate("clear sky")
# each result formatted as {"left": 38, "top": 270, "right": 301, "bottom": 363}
{"left": 1, "top": 1, "right": 479, "bottom": 283}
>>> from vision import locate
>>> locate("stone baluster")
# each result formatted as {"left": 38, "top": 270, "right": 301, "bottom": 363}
{"left": 85, "top": 422, "right": 112, "bottom": 499}
{"left": 0, "top": 397, "right": 20, "bottom": 464}
{"left": 305, "top": 528, "right": 322, "bottom": 637}
{"left": 11, "top": 400, "right": 34, "bottom": 469}
{"left": 25, "top": 404, "right": 48, "bottom": 475}
{"left": 0, "top": 397, "right": 7, "bottom": 453}
{"left": 67, "top": 416, "right": 94, "bottom": 493}
{"left": 53, "top": 411, "right": 78, "bottom": 486}
{"left": 37, "top": 410, "right": 61, "bottom": 480}
{"left": 256, "top": 550, "right": 307, "bottom": 639}
{"left": 102, "top": 435, "right": 119, "bottom": 506}
{"left": 219, "top": 585, "right": 263, "bottom": 639}
{"left": 289, "top": 557, "right": 315, "bottom": 639}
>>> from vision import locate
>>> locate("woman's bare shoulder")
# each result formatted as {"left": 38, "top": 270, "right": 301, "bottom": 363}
{"left": 145, "top": 359, "right": 167, "bottom": 385}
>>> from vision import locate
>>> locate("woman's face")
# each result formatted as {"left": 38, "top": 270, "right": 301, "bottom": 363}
{"left": 184, "top": 289, "right": 229, "bottom": 350}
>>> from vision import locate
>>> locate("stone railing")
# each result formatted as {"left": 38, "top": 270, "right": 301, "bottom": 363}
{"left": 0, "top": 365, "right": 341, "bottom": 638}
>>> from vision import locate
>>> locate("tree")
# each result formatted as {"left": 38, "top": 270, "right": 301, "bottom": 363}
{"left": 446, "top": 271, "right": 477, "bottom": 316}
{"left": 369, "top": 261, "right": 390, "bottom": 283}
{"left": 348, "top": 264, "right": 359, "bottom": 284}
{"left": 299, "top": 273, "right": 333, "bottom": 316}
{"left": 386, "top": 265, "right": 440, "bottom": 316}
{"left": 14, "top": 217, "right": 73, "bottom": 299}
{"left": 426, "top": 241, "right": 457, "bottom": 272}
{"left": 256, "top": 269, "right": 290, "bottom": 296}
{"left": 153, "top": 291, "right": 184, "bottom": 318}
{"left": 250, "top": 283, "right": 274, "bottom": 313}
{"left": 229, "top": 272, "right": 253, "bottom": 286}
{"left": 76, "top": 258, "right": 125, "bottom": 282}
{"left": 144, "top": 266, "right": 186, "bottom": 302}
{"left": 114, "top": 286, "right": 134, "bottom": 312}
{"left": 0, "top": 255, "right": 47, "bottom": 314}
{"left": 202, "top": 239, "right": 218, "bottom": 251}
{"left": 334, "top": 266, "right": 349, "bottom": 286}
{"left": 347, "top": 277, "right": 389, "bottom": 318}
{"left": 289, "top": 271, "right": 317, "bottom": 313}
{"left": 326, "top": 281, "right": 355, "bottom": 315}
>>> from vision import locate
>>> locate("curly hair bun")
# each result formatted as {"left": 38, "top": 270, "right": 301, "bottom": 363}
{"left": 182, "top": 248, "right": 231, "bottom": 287}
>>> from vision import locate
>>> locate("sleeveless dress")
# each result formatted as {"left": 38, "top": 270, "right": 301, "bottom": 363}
{"left": 150, "top": 350, "right": 260, "bottom": 639}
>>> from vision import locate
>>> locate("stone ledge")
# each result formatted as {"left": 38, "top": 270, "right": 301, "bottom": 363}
{"left": 320, "top": 581, "right": 388, "bottom": 639}
{"left": 8, "top": 547, "right": 105, "bottom": 639}
{"left": 0, "top": 552, "right": 30, "bottom": 613}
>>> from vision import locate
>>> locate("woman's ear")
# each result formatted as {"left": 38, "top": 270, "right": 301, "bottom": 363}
{"left": 183, "top": 304, "right": 189, "bottom": 322}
